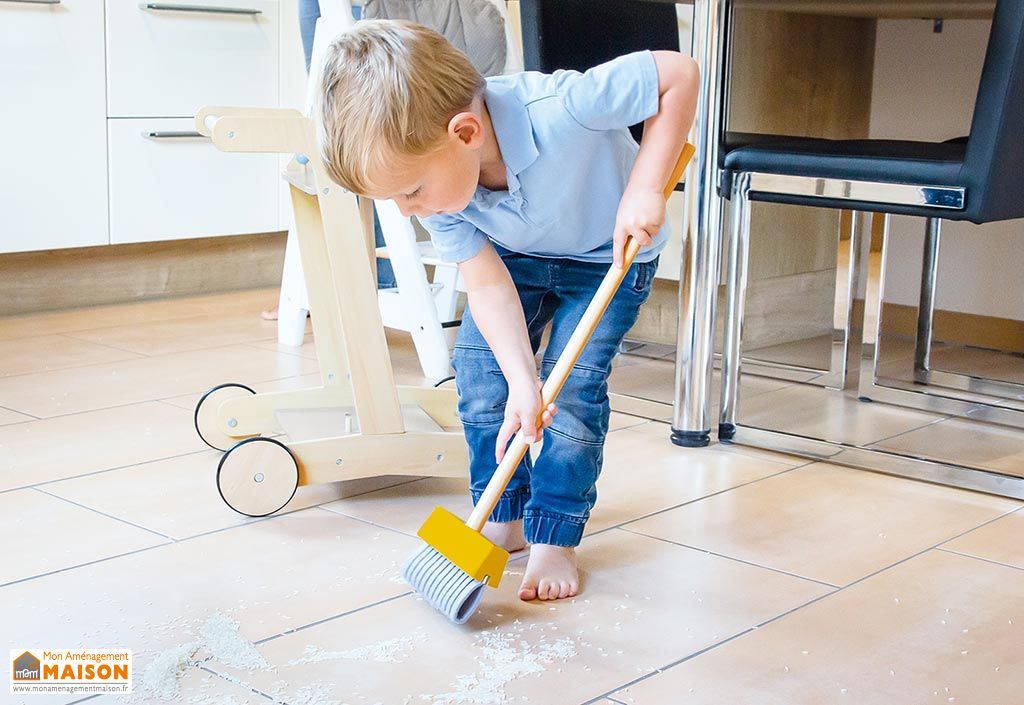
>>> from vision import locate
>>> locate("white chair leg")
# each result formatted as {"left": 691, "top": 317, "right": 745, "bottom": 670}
{"left": 374, "top": 199, "right": 453, "bottom": 382}
{"left": 432, "top": 262, "right": 461, "bottom": 350}
{"left": 277, "top": 226, "right": 309, "bottom": 347}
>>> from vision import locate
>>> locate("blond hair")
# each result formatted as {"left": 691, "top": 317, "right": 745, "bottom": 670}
{"left": 317, "top": 19, "right": 485, "bottom": 195}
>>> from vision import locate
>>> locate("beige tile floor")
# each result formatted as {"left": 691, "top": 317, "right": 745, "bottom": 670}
{"left": 1, "top": 289, "right": 1022, "bottom": 705}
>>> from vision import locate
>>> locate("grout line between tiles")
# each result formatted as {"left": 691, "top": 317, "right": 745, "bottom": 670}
{"left": 0, "top": 290, "right": 280, "bottom": 341}
{"left": 0, "top": 541, "right": 173, "bottom": 590}
{"left": 589, "top": 570, "right": 857, "bottom": 703}
{"left": 56, "top": 331, "right": 149, "bottom": 357}
{"left": 936, "top": 547, "right": 1024, "bottom": 574}
{"left": 608, "top": 417, "right": 653, "bottom": 433}
{"left": 0, "top": 349, "right": 168, "bottom": 382}
{"left": 136, "top": 478, "right": 428, "bottom": 545}
{"left": 618, "top": 469, "right": 1023, "bottom": 595}
{"left": 197, "top": 664, "right": 277, "bottom": 703}
{"left": 240, "top": 340, "right": 316, "bottom": 361}
{"left": 313, "top": 504, "right": 420, "bottom": 540}
{"left": 595, "top": 460, "right": 814, "bottom": 537}
{"left": 64, "top": 695, "right": 101, "bottom": 705}
{"left": 59, "top": 309, "right": 283, "bottom": 342}
{"left": 0, "top": 479, "right": 431, "bottom": 593}
{"left": 0, "top": 448, "right": 215, "bottom": 496}
{"left": 616, "top": 528, "right": 840, "bottom": 589}
{"left": 149, "top": 478, "right": 430, "bottom": 544}
{"left": 150, "top": 373, "right": 324, "bottom": 406}
{"left": 0, "top": 344, "right": 313, "bottom": 392}
{"left": 0, "top": 404, "right": 40, "bottom": 422}
{"left": 3, "top": 369, "right": 319, "bottom": 422}
{"left": 787, "top": 518, "right": 1014, "bottom": 646}
{"left": 583, "top": 624, "right": 760, "bottom": 704}
{"left": 252, "top": 591, "right": 413, "bottom": 646}
{"left": 156, "top": 398, "right": 195, "bottom": 411}
{"left": 586, "top": 482, "right": 1024, "bottom": 702}
{"left": 6, "top": 397, "right": 192, "bottom": 422}
{"left": 32, "top": 486, "right": 177, "bottom": 542}
{"left": 79, "top": 332, "right": 314, "bottom": 362}
{"left": 862, "top": 411, "right": 955, "bottom": 448}
{"left": 614, "top": 419, "right": 810, "bottom": 469}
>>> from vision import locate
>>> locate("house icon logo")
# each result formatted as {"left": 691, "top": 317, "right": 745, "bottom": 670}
{"left": 12, "top": 651, "right": 40, "bottom": 681}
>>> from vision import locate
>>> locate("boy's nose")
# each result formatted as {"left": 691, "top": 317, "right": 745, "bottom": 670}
{"left": 395, "top": 202, "right": 423, "bottom": 219}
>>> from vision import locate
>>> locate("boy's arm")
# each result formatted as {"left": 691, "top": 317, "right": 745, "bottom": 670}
{"left": 613, "top": 51, "right": 700, "bottom": 267}
{"left": 459, "top": 242, "right": 556, "bottom": 461}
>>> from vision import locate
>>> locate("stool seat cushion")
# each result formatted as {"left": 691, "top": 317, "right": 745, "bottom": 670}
{"left": 723, "top": 137, "right": 966, "bottom": 186}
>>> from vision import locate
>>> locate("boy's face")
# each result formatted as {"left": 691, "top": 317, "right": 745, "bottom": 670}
{"left": 366, "top": 111, "right": 485, "bottom": 219}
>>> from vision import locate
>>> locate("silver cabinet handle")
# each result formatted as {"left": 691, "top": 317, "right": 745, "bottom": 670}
{"left": 139, "top": 3, "right": 262, "bottom": 15}
{"left": 143, "top": 131, "right": 209, "bottom": 140}
{"left": 2, "top": 1, "right": 63, "bottom": 4}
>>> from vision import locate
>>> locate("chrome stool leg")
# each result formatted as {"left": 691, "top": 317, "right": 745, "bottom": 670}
{"left": 911, "top": 219, "right": 1024, "bottom": 400}
{"left": 722, "top": 208, "right": 1024, "bottom": 500}
{"left": 858, "top": 214, "right": 891, "bottom": 401}
{"left": 859, "top": 215, "right": 1024, "bottom": 426}
{"left": 824, "top": 210, "right": 863, "bottom": 390}
{"left": 732, "top": 208, "right": 862, "bottom": 389}
{"left": 719, "top": 172, "right": 752, "bottom": 439}
{"left": 914, "top": 217, "right": 942, "bottom": 379}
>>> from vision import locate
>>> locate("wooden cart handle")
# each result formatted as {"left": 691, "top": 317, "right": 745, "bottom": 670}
{"left": 467, "top": 142, "right": 696, "bottom": 531}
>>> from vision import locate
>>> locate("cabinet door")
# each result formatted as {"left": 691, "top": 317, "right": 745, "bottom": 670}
{"left": 108, "top": 118, "right": 279, "bottom": 244}
{"left": 0, "top": 0, "right": 107, "bottom": 253}
{"left": 106, "top": 0, "right": 280, "bottom": 118}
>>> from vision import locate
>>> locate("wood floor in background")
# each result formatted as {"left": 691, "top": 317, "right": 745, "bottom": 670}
{"left": 0, "top": 288, "right": 1021, "bottom": 705}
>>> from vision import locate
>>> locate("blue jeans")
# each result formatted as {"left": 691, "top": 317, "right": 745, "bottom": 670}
{"left": 452, "top": 248, "right": 658, "bottom": 547}
{"left": 297, "top": 0, "right": 395, "bottom": 289}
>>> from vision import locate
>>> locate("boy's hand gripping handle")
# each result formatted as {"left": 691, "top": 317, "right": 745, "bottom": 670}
{"left": 466, "top": 143, "right": 697, "bottom": 532}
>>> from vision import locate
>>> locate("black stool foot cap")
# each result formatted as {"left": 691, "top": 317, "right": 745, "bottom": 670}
{"left": 671, "top": 429, "right": 711, "bottom": 448}
{"left": 718, "top": 423, "right": 736, "bottom": 441}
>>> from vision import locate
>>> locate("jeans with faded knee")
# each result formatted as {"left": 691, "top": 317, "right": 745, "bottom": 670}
{"left": 452, "top": 246, "right": 657, "bottom": 547}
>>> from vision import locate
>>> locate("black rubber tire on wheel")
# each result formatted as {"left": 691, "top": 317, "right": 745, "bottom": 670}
{"left": 194, "top": 383, "right": 257, "bottom": 451}
{"left": 216, "top": 437, "right": 299, "bottom": 517}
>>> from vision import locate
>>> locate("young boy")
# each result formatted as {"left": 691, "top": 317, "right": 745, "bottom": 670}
{"left": 318, "top": 20, "right": 698, "bottom": 602}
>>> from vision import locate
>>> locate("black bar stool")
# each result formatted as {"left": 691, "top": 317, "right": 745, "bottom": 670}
{"left": 522, "top": 0, "right": 863, "bottom": 390}
{"left": 520, "top": 0, "right": 680, "bottom": 145}
{"left": 718, "top": 0, "right": 1024, "bottom": 496}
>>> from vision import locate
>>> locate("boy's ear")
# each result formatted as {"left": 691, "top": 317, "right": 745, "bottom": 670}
{"left": 448, "top": 112, "right": 484, "bottom": 148}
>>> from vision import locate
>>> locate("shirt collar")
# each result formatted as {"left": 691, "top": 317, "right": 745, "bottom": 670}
{"left": 483, "top": 79, "right": 539, "bottom": 192}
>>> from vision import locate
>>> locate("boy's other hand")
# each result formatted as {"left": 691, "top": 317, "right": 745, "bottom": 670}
{"left": 612, "top": 186, "right": 666, "bottom": 268}
{"left": 496, "top": 378, "right": 558, "bottom": 463}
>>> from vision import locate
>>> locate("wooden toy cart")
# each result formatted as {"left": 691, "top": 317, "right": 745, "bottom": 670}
{"left": 191, "top": 105, "right": 467, "bottom": 517}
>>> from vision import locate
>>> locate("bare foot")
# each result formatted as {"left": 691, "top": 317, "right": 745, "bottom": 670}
{"left": 260, "top": 306, "right": 279, "bottom": 321}
{"left": 519, "top": 544, "right": 579, "bottom": 601}
{"left": 481, "top": 519, "right": 528, "bottom": 553}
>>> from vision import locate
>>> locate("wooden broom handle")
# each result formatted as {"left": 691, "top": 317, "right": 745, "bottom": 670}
{"left": 467, "top": 143, "right": 696, "bottom": 532}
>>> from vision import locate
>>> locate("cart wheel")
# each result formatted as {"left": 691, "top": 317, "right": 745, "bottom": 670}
{"left": 217, "top": 437, "right": 299, "bottom": 517}
{"left": 194, "top": 383, "right": 257, "bottom": 451}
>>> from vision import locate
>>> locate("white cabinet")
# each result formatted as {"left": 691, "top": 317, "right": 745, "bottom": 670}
{"left": 106, "top": 0, "right": 283, "bottom": 241}
{"left": 108, "top": 119, "right": 280, "bottom": 244}
{"left": 106, "top": 0, "right": 280, "bottom": 118}
{"left": 0, "top": 0, "right": 285, "bottom": 254}
{"left": 0, "top": 0, "right": 108, "bottom": 254}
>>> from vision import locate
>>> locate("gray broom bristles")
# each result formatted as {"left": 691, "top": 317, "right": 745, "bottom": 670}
{"left": 401, "top": 542, "right": 488, "bottom": 624}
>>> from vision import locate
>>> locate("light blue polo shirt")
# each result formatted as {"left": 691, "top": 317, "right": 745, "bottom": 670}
{"left": 420, "top": 51, "right": 665, "bottom": 264}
